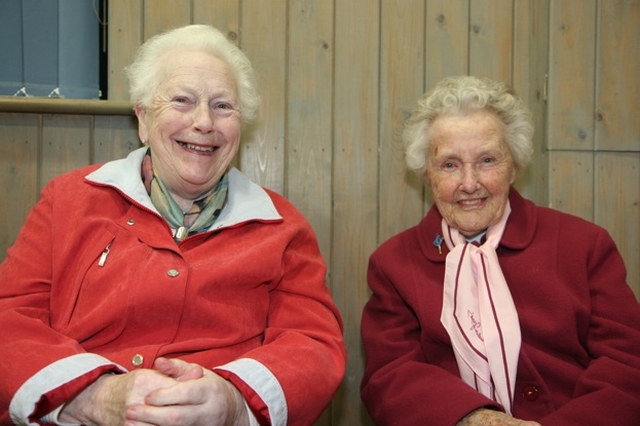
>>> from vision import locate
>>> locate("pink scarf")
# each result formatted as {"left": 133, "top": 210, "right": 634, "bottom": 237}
{"left": 440, "top": 202, "right": 520, "bottom": 414}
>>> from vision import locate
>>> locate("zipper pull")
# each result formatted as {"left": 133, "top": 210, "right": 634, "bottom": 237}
{"left": 98, "top": 242, "right": 111, "bottom": 267}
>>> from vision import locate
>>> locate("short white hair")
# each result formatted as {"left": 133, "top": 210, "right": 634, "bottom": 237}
{"left": 404, "top": 76, "right": 534, "bottom": 176}
{"left": 125, "top": 24, "right": 260, "bottom": 125}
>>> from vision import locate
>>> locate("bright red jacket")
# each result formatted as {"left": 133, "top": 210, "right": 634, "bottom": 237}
{"left": 361, "top": 188, "right": 640, "bottom": 426}
{"left": 0, "top": 148, "right": 346, "bottom": 425}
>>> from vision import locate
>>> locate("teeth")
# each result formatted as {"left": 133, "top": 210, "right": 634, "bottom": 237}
{"left": 179, "top": 142, "right": 215, "bottom": 152}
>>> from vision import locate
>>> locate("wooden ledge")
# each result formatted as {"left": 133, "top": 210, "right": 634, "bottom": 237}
{"left": 0, "top": 96, "right": 134, "bottom": 116}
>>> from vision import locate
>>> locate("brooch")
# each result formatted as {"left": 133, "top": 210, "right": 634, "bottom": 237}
{"left": 433, "top": 234, "right": 443, "bottom": 255}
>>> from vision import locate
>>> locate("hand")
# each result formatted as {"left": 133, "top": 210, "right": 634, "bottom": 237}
{"left": 59, "top": 368, "right": 179, "bottom": 425}
{"left": 124, "top": 357, "right": 249, "bottom": 426}
{"left": 457, "top": 408, "right": 542, "bottom": 426}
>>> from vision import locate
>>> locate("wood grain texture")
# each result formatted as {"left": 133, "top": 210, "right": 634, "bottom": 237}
{"left": 239, "top": 0, "right": 287, "bottom": 194}
{"left": 93, "top": 115, "right": 140, "bottom": 164}
{"left": 379, "top": 0, "right": 425, "bottom": 243}
{"left": 107, "top": 0, "right": 143, "bottom": 101}
{"left": 0, "top": 113, "right": 39, "bottom": 253}
{"left": 512, "top": 0, "right": 549, "bottom": 204}
{"left": 596, "top": 0, "right": 640, "bottom": 151}
{"left": 548, "top": 151, "right": 594, "bottom": 222}
{"left": 331, "top": 0, "right": 378, "bottom": 424}
{"left": 286, "top": 0, "right": 334, "bottom": 265}
{"left": 548, "top": 0, "right": 597, "bottom": 150}
{"left": 469, "top": 0, "right": 514, "bottom": 82}
{"left": 40, "top": 115, "right": 91, "bottom": 189}
{"left": 594, "top": 152, "right": 640, "bottom": 298}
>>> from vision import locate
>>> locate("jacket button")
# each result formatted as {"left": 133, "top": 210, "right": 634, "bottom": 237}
{"left": 131, "top": 354, "right": 144, "bottom": 367}
{"left": 522, "top": 385, "right": 539, "bottom": 401}
{"left": 127, "top": 219, "right": 135, "bottom": 226}
{"left": 167, "top": 269, "right": 180, "bottom": 277}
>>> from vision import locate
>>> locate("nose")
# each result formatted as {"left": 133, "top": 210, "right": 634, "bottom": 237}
{"left": 459, "top": 163, "right": 480, "bottom": 193}
{"left": 193, "top": 102, "right": 215, "bottom": 133}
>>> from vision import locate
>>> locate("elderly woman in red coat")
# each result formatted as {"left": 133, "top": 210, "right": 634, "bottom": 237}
{"left": 360, "top": 75, "right": 640, "bottom": 426}
{"left": 0, "top": 25, "right": 345, "bottom": 426}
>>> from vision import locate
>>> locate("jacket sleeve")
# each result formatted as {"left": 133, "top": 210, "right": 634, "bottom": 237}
{"left": 215, "top": 202, "right": 346, "bottom": 426}
{"left": 539, "top": 227, "right": 640, "bottom": 425}
{"left": 0, "top": 181, "right": 125, "bottom": 424}
{"left": 360, "top": 250, "right": 501, "bottom": 426}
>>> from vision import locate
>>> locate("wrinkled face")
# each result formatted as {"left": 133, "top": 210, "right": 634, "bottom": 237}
{"left": 136, "top": 49, "right": 241, "bottom": 202}
{"left": 425, "top": 110, "right": 516, "bottom": 237}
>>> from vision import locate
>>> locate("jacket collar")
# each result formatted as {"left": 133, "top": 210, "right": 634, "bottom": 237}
{"left": 84, "top": 147, "right": 282, "bottom": 229}
{"left": 419, "top": 187, "right": 537, "bottom": 262}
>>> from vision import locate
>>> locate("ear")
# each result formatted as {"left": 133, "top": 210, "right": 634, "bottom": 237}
{"left": 509, "top": 165, "right": 517, "bottom": 185}
{"left": 135, "top": 105, "right": 149, "bottom": 142}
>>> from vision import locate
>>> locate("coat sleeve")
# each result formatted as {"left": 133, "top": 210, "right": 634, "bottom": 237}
{"left": 360, "top": 250, "right": 501, "bottom": 426}
{"left": 539, "top": 227, "right": 640, "bottom": 425}
{"left": 215, "top": 200, "right": 346, "bottom": 426}
{"left": 0, "top": 180, "right": 124, "bottom": 424}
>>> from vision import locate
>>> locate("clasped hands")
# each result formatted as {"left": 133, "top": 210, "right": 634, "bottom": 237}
{"left": 60, "top": 357, "right": 249, "bottom": 426}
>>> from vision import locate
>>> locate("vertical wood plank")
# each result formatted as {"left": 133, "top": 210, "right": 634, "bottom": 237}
{"left": 596, "top": 0, "right": 640, "bottom": 151}
{"left": 512, "top": 0, "right": 549, "bottom": 205}
{"left": 40, "top": 115, "right": 91, "bottom": 189}
{"left": 107, "top": 0, "right": 143, "bottom": 100}
{"left": 594, "top": 152, "right": 640, "bottom": 299}
{"left": 469, "top": 0, "right": 514, "bottom": 83}
{"left": 238, "top": 0, "right": 287, "bottom": 194}
{"left": 332, "top": 0, "right": 378, "bottom": 424}
{"left": 142, "top": 0, "right": 191, "bottom": 40}
{"left": 286, "top": 1, "right": 334, "bottom": 265}
{"left": 425, "top": 0, "right": 469, "bottom": 94}
{"left": 548, "top": 0, "right": 596, "bottom": 150}
{"left": 192, "top": 0, "right": 240, "bottom": 35}
{"left": 378, "top": 0, "right": 425, "bottom": 243}
{"left": 0, "top": 113, "right": 39, "bottom": 261}
{"left": 93, "top": 115, "right": 141, "bottom": 164}
{"left": 548, "top": 151, "right": 594, "bottom": 222}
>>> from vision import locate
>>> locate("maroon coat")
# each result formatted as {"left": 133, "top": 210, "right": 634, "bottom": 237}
{"left": 361, "top": 188, "right": 640, "bottom": 426}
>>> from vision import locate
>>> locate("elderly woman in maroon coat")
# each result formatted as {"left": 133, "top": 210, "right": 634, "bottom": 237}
{"left": 360, "top": 75, "right": 640, "bottom": 426}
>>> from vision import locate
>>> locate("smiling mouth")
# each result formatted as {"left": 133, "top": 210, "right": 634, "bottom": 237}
{"left": 458, "top": 199, "right": 484, "bottom": 208}
{"left": 177, "top": 141, "right": 217, "bottom": 152}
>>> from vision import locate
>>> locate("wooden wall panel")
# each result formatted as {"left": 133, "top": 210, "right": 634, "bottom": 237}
{"left": 192, "top": 0, "right": 240, "bottom": 33}
{"left": 40, "top": 115, "right": 91, "bottom": 189}
{"left": 142, "top": 0, "right": 191, "bottom": 39}
{"left": 0, "top": 113, "right": 39, "bottom": 253}
{"left": 93, "top": 115, "right": 140, "bottom": 164}
{"left": 332, "top": 1, "right": 379, "bottom": 424}
{"left": 549, "top": 151, "right": 594, "bottom": 222}
{"left": 239, "top": 1, "right": 287, "bottom": 194}
{"left": 286, "top": 0, "right": 334, "bottom": 264}
{"left": 425, "top": 0, "right": 469, "bottom": 85}
{"left": 595, "top": 153, "right": 640, "bottom": 298}
{"left": 378, "top": 0, "right": 425, "bottom": 243}
{"left": 596, "top": 0, "right": 640, "bottom": 151}
{"left": 107, "top": 0, "right": 142, "bottom": 101}
{"left": 548, "top": 0, "right": 597, "bottom": 150}
{"left": 512, "top": 0, "right": 549, "bottom": 204}
{"left": 469, "top": 0, "right": 514, "bottom": 82}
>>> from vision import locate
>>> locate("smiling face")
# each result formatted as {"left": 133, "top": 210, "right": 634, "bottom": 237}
{"left": 135, "top": 48, "right": 241, "bottom": 205}
{"left": 425, "top": 110, "right": 516, "bottom": 237}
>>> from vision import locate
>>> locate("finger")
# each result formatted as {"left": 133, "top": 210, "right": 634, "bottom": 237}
{"left": 154, "top": 357, "right": 204, "bottom": 381}
{"left": 126, "top": 403, "right": 202, "bottom": 426}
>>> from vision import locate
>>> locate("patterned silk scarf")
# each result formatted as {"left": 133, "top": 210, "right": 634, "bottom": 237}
{"left": 141, "top": 151, "right": 228, "bottom": 241}
{"left": 440, "top": 202, "right": 521, "bottom": 415}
